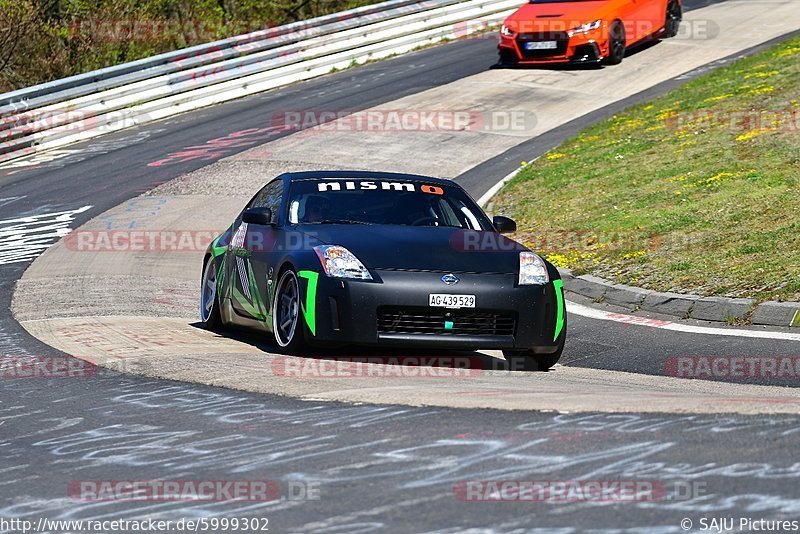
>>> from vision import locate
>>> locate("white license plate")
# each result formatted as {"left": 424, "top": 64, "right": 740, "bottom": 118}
{"left": 525, "top": 41, "right": 557, "bottom": 50}
{"left": 429, "top": 294, "right": 476, "bottom": 309}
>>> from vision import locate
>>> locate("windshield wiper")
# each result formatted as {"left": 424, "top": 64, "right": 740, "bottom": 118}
{"left": 316, "top": 219, "right": 375, "bottom": 225}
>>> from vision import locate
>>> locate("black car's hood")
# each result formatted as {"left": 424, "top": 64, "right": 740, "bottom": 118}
{"left": 297, "top": 224, "right": 527, "bottom": 274}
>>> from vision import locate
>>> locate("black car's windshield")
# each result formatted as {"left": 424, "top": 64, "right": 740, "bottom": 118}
{"left": 288, "top": 179, "right": 493, "bottom": 230}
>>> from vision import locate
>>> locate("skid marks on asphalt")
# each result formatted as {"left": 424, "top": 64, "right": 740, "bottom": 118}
{"left": 0, "top": 205, "right": 92, "bottom": 265}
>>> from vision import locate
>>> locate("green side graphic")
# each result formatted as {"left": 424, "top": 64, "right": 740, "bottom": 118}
{"left": 553, "top": 279, "right": 565, "bottom": 342}
{"left": 216, "top": 260, "right": 225, "bottom": 295}
{"left": 297, "top": 270, "right": 319, "bottom": 336}
{"left": 247, "top": 262, "right": 267, "bottom": 320}
{"left": 211, "top": 229, "right": 230, "bottom": 295}
{"left": 232, "top": 286, "right": 261, "bottom": 318}
{"left": 211, "top": 231, "right": 228, "bottom": 258}
{"left": 229, "top": 260, "right": 268, "bottom": 323}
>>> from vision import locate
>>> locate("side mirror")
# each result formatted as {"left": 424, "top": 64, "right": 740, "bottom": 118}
{"left": 493, "top": 216, "right": 517, "bottom": 234}
{"left": 242, "top": 207, "right": 274, "bottom": 226}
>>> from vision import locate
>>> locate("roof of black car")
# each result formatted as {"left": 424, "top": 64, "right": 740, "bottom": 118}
{"left": 280, "top": 170, "right": 454, "bottom": 187}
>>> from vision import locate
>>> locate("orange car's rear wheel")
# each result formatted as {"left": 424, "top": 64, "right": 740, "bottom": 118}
{"left": 605, "top": 22, "right": 626, "bottom": 65}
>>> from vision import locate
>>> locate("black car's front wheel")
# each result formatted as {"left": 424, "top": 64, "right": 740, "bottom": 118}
{"left": 272, "top": 269, "right": 308, "bottom": 353}
{"left": 504, "top": 345, "right": 563, "bottom": 372}
{"left": 200, "top": 257, "right": 222, "bottom": 330}
{"left": 503, "top": 315, "right": 566, "bottom": 372}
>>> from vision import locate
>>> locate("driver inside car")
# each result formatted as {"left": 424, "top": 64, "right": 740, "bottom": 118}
{"left": 402, "top": 198, "right": 439, "bottom": 226}
{"left": 301, "top": 195, "right": 332, "bottom": 223}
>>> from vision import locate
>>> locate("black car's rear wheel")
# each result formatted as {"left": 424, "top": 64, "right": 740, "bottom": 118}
{"left": 272, "top": 269, "right": 307, "bottom": 353}
{"left": 200, "top": 257, "right": 222, "bottom": 330}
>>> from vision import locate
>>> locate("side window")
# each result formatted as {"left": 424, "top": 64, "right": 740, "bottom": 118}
{"left": 433, "top": 197, "right": 461, "bottom": 228}
{"left": 248, "top": 180, "right": 284, "bottom": 222}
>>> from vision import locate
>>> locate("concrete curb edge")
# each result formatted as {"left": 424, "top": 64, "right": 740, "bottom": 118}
{"left": 557, "top": 268, "right": 800, "bottom": 328}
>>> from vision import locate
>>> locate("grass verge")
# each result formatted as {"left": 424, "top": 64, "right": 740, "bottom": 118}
{"left": 493, "top": 35, "right": 800, "bottom": 302}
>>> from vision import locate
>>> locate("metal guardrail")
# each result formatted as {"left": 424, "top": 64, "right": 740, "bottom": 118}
{"left": 0, "top": 0, "right": 518, "bottom": 164}
{"left": 0, "top": 0, "right": 432, "bottom": 114}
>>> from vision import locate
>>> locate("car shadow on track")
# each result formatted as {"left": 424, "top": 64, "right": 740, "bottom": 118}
{"left": 188, "top": 322, "right": 548, "bottom": 373}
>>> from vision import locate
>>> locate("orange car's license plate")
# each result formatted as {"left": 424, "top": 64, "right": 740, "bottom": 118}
{"left": 525, "top": 41, "right": 557, "bottom": 50}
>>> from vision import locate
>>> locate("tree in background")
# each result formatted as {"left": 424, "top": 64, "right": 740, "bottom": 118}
{"left": 0, "top": 0, "right": 373, "bottom": 92}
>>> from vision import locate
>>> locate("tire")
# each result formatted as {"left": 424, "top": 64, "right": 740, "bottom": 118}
{"left": 605, "top": 22, "right": 626, "bottom": 65}
{"left": 503, "top": 314, "right": 566, "bottom": 372}
{"left": 503, "top": 345, "right": 564, "bottom": 372}
{"left": 497, "top": 48, "right": 519, "bottom": 67}
{"left": 200, "top": 256, "right": 223, "bottom": 330}
{"left": 664, "top": 0, "right": 682, "bottom": 38}
{"left": 272, "top": 269, "right": 308, "bottom": 353}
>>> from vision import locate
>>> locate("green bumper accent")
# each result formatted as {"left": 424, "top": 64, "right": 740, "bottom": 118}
{"left": 444, "top": 320, "right": 454, "bottom": 330}
{"left": 553, "top": 279, "right": 565, "bottom": 342}
{"left": 297, "top": 270, "right": 319, "bottom": 336}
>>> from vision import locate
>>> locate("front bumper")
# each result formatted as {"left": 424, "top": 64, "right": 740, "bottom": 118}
{"left": 300, "top": 269, "right": 564, "bottom": 352}
{"left": 499, "top": 31, "right": 606, "bottom": 65}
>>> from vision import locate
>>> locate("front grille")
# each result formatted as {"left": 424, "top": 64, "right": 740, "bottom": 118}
{"left": 516, "top": 31, "right": 569, "bottom": 58}
{"left": 377, "top": 307, "right": 516, "bottom": 337}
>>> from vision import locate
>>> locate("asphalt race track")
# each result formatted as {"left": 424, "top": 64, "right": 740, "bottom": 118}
{"left": 4, "top": 375, "right": 800, "bottom": 532}
{"left": 2, "top": 0, "right": 800, "bottom": 530}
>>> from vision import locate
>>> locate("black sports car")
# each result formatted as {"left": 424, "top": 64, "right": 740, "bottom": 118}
{"left": 201, "top": 171, "right": 566, "bottom": 371}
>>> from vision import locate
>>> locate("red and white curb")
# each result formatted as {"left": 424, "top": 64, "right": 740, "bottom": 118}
{"left": 567, "top": 300, "right": 800, "bottom": 342}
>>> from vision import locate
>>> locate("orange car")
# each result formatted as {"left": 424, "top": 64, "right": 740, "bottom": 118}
{"left": 498, "top": 0, "right": 682, "bottom": 66}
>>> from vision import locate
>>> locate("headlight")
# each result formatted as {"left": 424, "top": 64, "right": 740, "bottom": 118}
{"left": 313, "top": 245, "right": 373, "bottom": 280}
{"left": 567, "top": 19, "right": 602, "bottom": 37}
{"left": 519, "top": 252, "right": 549, "bottom": 285}
{"left": 501, "top": 24, "right": 516, "bottom": 37}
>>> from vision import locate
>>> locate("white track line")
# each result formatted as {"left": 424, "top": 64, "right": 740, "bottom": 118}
{"left": 567, "top": 300, "right": 800, "bottom": 341}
